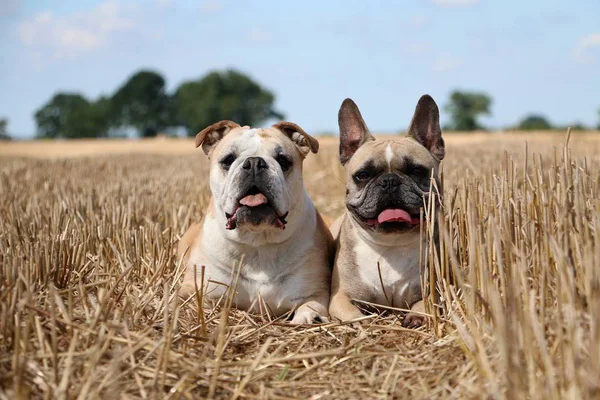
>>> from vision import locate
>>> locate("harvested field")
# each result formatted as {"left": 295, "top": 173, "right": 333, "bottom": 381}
{"left": 1, "top": 131, "right": 600, "bottom": 399}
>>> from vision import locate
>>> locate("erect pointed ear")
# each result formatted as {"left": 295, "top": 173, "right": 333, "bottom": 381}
{"left": 338, "top": 98, "right": 375, "bottom": 165}
{"left": 406, "top": 95, "right": 445, "bottom": 161}
{"left": 272, "top": 121, "right": 319, "bottom": 157}
{"left": 195, "top": 120, "right": 240, "bottom": 156}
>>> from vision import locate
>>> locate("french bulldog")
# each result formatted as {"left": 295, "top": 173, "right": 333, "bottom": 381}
{"left": 178, "top": 121, "right": 333, "bottom": 324}
{"left": 328, "top": 95, "right": 444, "bottom": 327}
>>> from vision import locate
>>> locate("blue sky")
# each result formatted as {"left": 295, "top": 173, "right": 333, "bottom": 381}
{"left": 1, "top": 0, "right": 599, "bottom": 138}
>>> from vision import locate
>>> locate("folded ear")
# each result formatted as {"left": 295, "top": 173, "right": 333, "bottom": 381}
{"left": 406, "top": 95, "right": 445, "bottom": 161}
{"left": 338, "top": 98, "right": 375, "bottom": 165}
{"left": 272, "top": 121, "right": 319, "bottom": 157}
{"left": 195, "top": 120, "right": 240, "bottom": 155}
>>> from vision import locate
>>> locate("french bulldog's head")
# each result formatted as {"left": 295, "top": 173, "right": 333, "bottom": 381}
{"left": 196, "top": 121, "right": 318, "bottom": 240}
{"left": 338, "top": 95, "right": 444, "bottom": 236}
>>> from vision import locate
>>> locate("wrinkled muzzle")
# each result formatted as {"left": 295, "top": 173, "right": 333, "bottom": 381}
{"left": 347, "top": 172, "right": 433, "bottom": 232}
{"left": 220, "top": 156, "right": 289, "bottom": 230}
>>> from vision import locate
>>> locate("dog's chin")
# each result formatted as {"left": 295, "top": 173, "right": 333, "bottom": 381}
{"left": 224, "top": 189, "right": 289, "bottom": 231}
{"left": 372, "top": 221, "right": 420, "bottom": 234}
{"left": 231, "top": 204, "right": 286, "bottom": 230}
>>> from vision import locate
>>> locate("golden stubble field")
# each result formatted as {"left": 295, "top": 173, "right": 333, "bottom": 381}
{"left": 1, "top": 131, "right": 600, "bottom": 399}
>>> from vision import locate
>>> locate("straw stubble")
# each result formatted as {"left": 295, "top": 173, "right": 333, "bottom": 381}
{"left": 1, "top": 133, "right": 599, "bottom": 399}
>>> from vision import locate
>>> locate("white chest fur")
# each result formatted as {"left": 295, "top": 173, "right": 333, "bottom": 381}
{"left": 352, "top": 230, "right": 423, "bottom": 308}
{"left": 187, "top": 208, "right": 317, "bottom": 315}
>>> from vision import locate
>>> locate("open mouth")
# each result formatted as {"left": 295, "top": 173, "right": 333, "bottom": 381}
{"left": 225, "top": 186, "right": 288, "bottom": 230}
{"left": 356, "top": 208, "right": 421, "bottom": 232}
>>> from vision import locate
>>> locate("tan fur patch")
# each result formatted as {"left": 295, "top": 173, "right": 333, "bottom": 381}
{"left": 177, "top": 222, "right": 203, "bottom": 267}
{"left": 320, "top": 213, "right": 335, "bottom": 227}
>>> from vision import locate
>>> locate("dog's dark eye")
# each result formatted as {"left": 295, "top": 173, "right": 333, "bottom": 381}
{"left": 219, "top": 154, "right": 236, "bottom": 170}
{"left": 353, "top": 170, "right": 371, "bottom": 182}
{"left": 407, "top": 165, "right": 429, "bottom": 179}
{"left": 276, "top": 154, "right": 293, "bottom": 172}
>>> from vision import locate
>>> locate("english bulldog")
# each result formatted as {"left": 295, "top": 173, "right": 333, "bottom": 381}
{"left": 328, "top": 95, "right": 444, "bottom": 327}
{"left": 177, "top": 121, "right": 333, "bottom": 324}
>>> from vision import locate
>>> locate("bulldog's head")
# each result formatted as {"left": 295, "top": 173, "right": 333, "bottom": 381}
{"left": 338, "top": 95, "right": 444, "bottom": 236}
{"left": 196, "top": 120, "right": 318, "bottom": 240}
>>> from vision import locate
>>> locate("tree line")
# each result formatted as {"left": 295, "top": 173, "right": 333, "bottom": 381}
{"left": 0, "top": 71, "right": 599, "bottom": 140}
{"left": 31, "top": 69, "right": 284, "bottom": 139}
{"left": 442, "top": 91, "right": 597, "bottom": 132}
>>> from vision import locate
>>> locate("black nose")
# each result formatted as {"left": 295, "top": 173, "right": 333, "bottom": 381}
{"left": 378, "top": 173, "right": 401, "bottom": 189}
{"left": 243, "top": 157, "right": 268, "bottom": 171}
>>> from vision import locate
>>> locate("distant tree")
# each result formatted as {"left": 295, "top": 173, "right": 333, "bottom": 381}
{"left": 597, "top": 109, "right": 600, "bottom": 130}
{"left": 35, "top": 93, "right": 110, "bottom": 138}
{"left": 444, "top": 90, "right": 492, "bottom": 131}
{"left": 75, "top": 97, "right": 112, "bottom": 137}
{"left": 517, "top": 114, "right": 552, "bottom": 130}
{"left": 110, "top": 70, "right": 173, "bottom": 137}
{"left": 174, "top": 69, "right": 284, "bottom": 136}
{"left": 0, "top": 118, "right": 10, "bottom": 140}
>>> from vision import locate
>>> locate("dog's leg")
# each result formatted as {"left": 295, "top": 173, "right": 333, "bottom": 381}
{"left": 179, "top": 265, "right": 202, "bottom": 299}
{"left": 403, "top": 223, "right": 442, "bottom": 329}
{"left": 178, "top": 280, "right": 196, "bottom": 299}
{"left": 290, "top": 299, "right": 329, "bottom": 324}
{"left": 329, "top": 292, "right": 364, "bottom": 322}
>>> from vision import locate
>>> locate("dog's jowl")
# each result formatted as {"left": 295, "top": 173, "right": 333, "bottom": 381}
{"left": 178, "top": 121, "right": 333, "bottom": 324}
{"left": 329, "top": 95, "right": 444, "bottom": 327}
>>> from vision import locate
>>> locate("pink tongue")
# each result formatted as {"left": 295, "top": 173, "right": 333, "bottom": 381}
{"left": 239, "top": 193, "right": 267, "bottom": 207}
{"left": 377, "top": 209, "right": 413, "bottom": 224}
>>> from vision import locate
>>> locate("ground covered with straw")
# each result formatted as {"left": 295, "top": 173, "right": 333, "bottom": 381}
{"left": 1, "top": 133, "right": 599, "bottom": 399}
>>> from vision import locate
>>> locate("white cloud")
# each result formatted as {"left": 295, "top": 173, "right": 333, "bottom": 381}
{"left": 431, "top": 0, "right": 480, "bottom": 7}
{"left": 573, "top": 33, "right": 600, "bottom": 64}
{"left": 432, "top": 56, "right": 463, "bottom": 72}
{"left": 200, "top": 1, "right": 223, "bottom": 13}
{"left": 17, "top": 1, "right": 135, "bottom": 60}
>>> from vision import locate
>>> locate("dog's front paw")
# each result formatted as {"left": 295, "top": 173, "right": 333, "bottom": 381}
{"left": 336, "top": 308, "right": 365, "bottom": 323}
{"left": 403, "top": 300, "right": 427, "bottom": 329}
{"left": 329, "top": 294, "right": 366, "bottom": 323}
{"left": 290, "top": 307, "right": 329, "bottom": 325}
{"left": 403, "top": 312, "right": 426, "bottom": 328}
{"left": 178, "top": 282, "right": 196, "bottom": 299}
